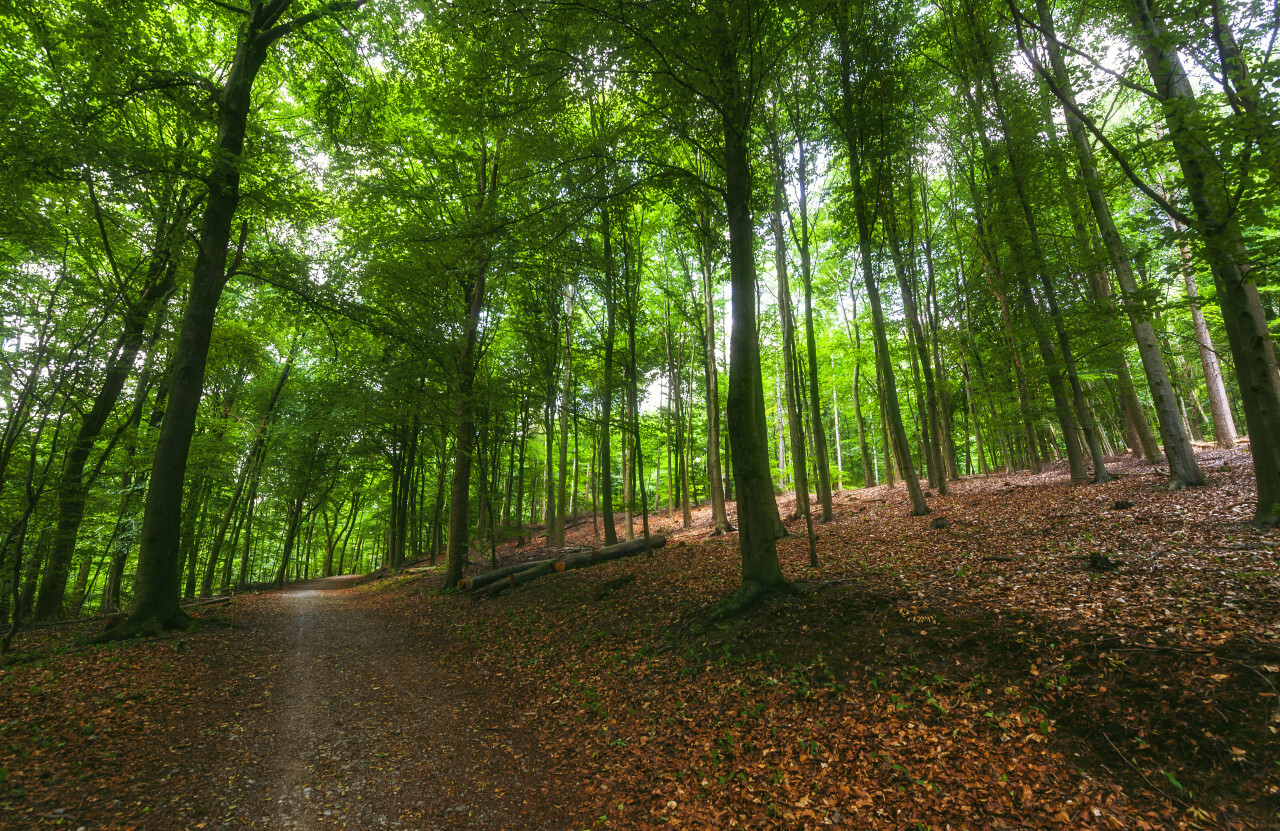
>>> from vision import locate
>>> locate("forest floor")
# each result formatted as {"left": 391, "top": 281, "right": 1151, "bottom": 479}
{"left": 2, "top": 447, "right": 1279, "bottom": 829}
{"left": 0, "top": 576, "right": 587, "bottom": 830}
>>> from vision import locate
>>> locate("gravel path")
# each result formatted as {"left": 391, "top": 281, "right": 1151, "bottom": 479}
{"left": 184, "top": 577, "right": 579, "bottom": 830}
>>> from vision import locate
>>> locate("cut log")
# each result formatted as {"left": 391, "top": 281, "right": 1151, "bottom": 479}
{"left": 471, "top": 534, "right": 666, "bottom": 598}
{"left": 460, "top": 558, "right": 555, "bottom": 591}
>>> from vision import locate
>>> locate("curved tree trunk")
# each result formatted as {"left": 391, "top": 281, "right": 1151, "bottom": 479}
{"left": 33, "top": 266, "right": 176, "bottom": 620}
{"left": 122, "top": 17, "right": 271, "bottom": 635}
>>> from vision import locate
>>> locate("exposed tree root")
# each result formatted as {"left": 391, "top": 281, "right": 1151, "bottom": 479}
{"left": 89, "top": 608, "right": 191, "bottom": 644}
{"left": 701, "top": 580, "right": 798, "bottom": 627}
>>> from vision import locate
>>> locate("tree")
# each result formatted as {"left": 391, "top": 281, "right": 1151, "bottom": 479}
{"left": 115, "top": 0, "right": 365, "bottom": 637}
{"left": 826, "top": 0, "right": 930, "bottom": 516}
{"left": 1009, "top": 0, "right": 1207, "bottom": 489}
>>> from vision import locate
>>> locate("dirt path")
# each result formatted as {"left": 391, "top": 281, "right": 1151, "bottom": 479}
{"left": 182, "top": 578, "right": 579, "bottom": 830}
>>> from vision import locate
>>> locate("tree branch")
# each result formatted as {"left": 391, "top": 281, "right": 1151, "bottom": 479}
{"left": 205, "top": 0, "right": 251, "bottom": 15}
{"left": 257, "top": 0, "right": 365, "bottom": 48}
{"left": 1006, "top": 0, "right": 1194, "bottom": 227}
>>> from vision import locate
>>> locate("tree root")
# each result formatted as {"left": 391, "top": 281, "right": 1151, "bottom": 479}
{"left": 701, "top": 580, "right": 797, "bottom": 627}
{"left": 88, "top": 608, "right": 191, "bottom": 645}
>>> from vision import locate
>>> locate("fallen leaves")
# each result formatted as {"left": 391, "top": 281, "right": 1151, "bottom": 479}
{"left": 2, "top": 450, "right": 1277, "bottom": 829}
{"left": 420, "top": 449, "right": 1278, "bottom": 830}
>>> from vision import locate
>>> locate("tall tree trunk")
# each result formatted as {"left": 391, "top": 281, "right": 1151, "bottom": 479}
{"left": 1178, "top": 234, "right": 1237, "bottom": 448}
{"left": 598, "top": 206, "right": 620, "bottom": 546}
{"left": 622, "top": 393, "right": 634, "bottom": 540}
{"left": 202, "top": 353, "right": 293, "bottom": 595}
{"left": 544, "top": 387, "right": 559, "bottom": 543}
{"left": 675, "top": 333, "right": 692, "bottom": 527}
{"left": 977, "top": 51, "right": 1106, "bottom": 483}
{"left": 695, "top": 226, "right": 734, "bottom": 533}
{"left": 1129, "top": 0, "right": 1280, "bottom": 520}
{"left": 793, "top": 134, "right": 834, "bottom": 520}
{"left": 830, "top": 9, "right": 928, "bottom": 515}
{"left": 445, "top": 144, "right": 494, "bottom": 583}
{"left": 920, "top": 188, "right": 961, "bottom": 481}
{"left": 551, "top": 287, "right": 575, "bottom": 548}
{"left": 33, "top": 249, "right": 179, "bottom": 620}
{"left": 179, "top": 477, "right": 211, "bottom": 598}
{"left": 886, "top": 210, "right": 946, "bottom": 494}
{"left": 718, "top": 14, "right": 789, "bottom": 597}
{"left": 846, "top": 303, "right": 876, "bottom": 488}
{"left": 831, "top": 357, "right": 843, "bottom": 491}
{"left": 513, "top": 401, "right": 529, "bottom": 547}
{"left": 623, "top": 216, "right": 653, "bottom": 549}
{"left": 1030, "top": 0, "right": 1204, "bottom": 488}
{"left": 273, "top": 498, "right": 305, "bottom": 587}
{"left": 770, "top": 144, "right": 810, "bottom": 520}
{"left": 122, "top": 0, "right": 360, "bottom": 635}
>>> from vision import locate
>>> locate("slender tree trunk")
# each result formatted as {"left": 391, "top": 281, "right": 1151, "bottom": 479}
{"left": 920, "top": 191, "right": 961, "bottom": 482}
{"left": 831, "top": 357, "right": 843, "bottom": 491}
{"left": 695, "top": 230, "right": 734, "bottom": 533}
{"left": 770, "top": 148, "right": 810, "bottom": 519}
{"left": 1178, "top": 235, "right": 1237, "bottom": 448}
{"left": 513, "top": 402, "right": 528, "bottom": 547}
{"left": 33, "top": 256, "right": 179, "bottom": 619}
{"left": 552, "top": 287, "right": 574, "bottom": 548}
{"left": 887, "top": 213, "right": 946, "bottom": 494}
{"left": 846, "top": 304, "right": 876, "bottom": 488}
{"left": 623, "top": 217, "right": 653, "bottom": 550}
{"left": 793, "top": 134, "right": 834, "bottom": 520}
{"left": 830, "top": 11, "right": 928, "bottom": 514}
{"left": 273, "top": 499, "right": 304, "bottom": 587}
{"left": 444, "top": 259, "right": 492, "bottom": 585}
{"left": 1032, "top": 0, "right": 1204, "bottom": 487}
{"left": 179, "top": 477, "right": 211, "bottom": 598}
{"left": 598, "top": 207, "right": 620, "bottom": 546}
{"left": 622, "top": 394, "right": 634, "bottom": 540}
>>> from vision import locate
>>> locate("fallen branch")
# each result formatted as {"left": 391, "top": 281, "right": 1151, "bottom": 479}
{"left": 471, "top": 534, "right": 666, "bottom": 598}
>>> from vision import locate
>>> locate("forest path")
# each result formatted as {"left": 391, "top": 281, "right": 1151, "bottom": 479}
{"left": 191, "top": 577, "right": 574, "bottom": 830}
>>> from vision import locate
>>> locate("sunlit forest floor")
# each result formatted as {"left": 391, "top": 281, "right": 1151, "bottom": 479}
{"left": 3, "top": 448, "right": 1278, "bottom": 829}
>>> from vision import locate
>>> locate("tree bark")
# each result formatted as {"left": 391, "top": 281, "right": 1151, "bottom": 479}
{"left": 769, "top": 139, "right": 810, "bottom": 520}
{"left": 1178, "top": 234, "right": 1237, "bottom": 448}
{"left": 598, "top": 205, "right": 620, "bottom": 546}
{"left": 123, "top": 8, "right": 275, "bottom": 634}
{"left": 1031, "top": 0, "right": 1205, "bottom": 488}
{"left": 694, "top": 212, "right": 734, "bottom": 534}
{"left": 34, "top": 239, "right": 180, "bottom": 620}
{"left": 828, "top": 4, "right": 928, "bottom": 515}
{"left": 886, "top": 208, "right": 947, "bottom": 494}
{"left": 717, "top": 7, "right": 789, "bottom": 596}
{"left": 444, "top": 140, "right": 497, "bottom": 587}
{"left": 793, "top": 134, "right": 834, "bottom": 520}
{"left": 1129, "top": 0, "right": 1280, "bottom": 521}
